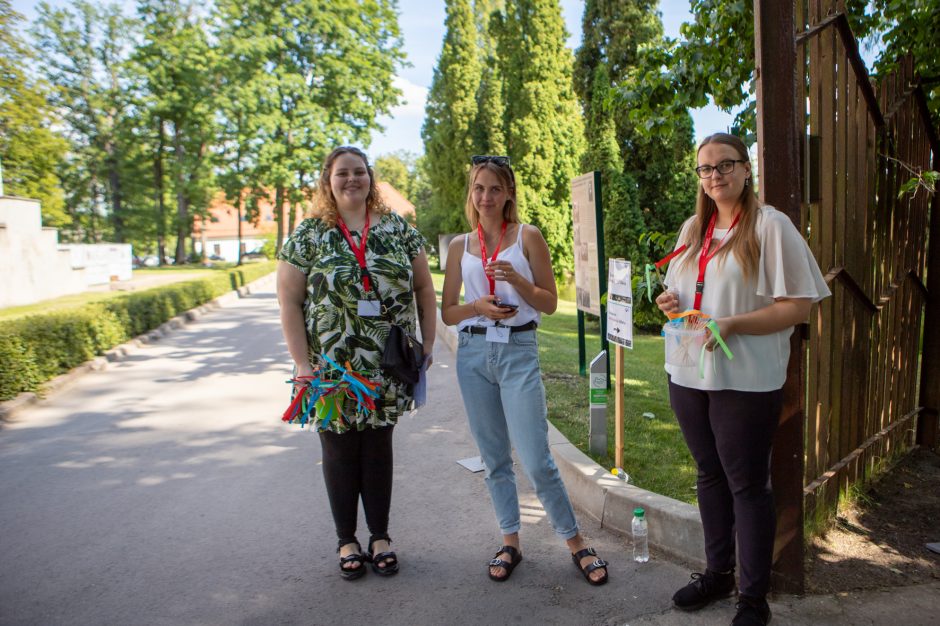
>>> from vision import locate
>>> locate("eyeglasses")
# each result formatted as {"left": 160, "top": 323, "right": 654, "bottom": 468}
{"left": 695, "top": 159, "right": 747, "bottom": 179}
{"left": 471, "top": 155, "right": 511, "bottom": 167}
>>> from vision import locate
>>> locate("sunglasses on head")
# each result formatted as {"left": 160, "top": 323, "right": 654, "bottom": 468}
{"left": 471, "top": 155, "right": 511, "bottom": 167}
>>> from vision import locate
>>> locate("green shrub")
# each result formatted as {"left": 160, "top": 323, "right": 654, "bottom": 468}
{"left": 0, "top": 262, "right": 275, "bottom": 401}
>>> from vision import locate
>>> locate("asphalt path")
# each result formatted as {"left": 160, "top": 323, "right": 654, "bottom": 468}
{"left": 1, "top": 284, "right": 691, "bottom": 626}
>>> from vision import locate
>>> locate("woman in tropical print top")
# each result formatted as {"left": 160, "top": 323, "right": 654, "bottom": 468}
{"left": 277, "top": 146, "right": 436, "bottom": 581}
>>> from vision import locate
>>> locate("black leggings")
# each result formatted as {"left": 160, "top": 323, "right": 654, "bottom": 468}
{"left": 668, "top": 380, "right": 782, "bottom": 598}
{"left": 319, "top": 426, "right": 394, "bottom": 546}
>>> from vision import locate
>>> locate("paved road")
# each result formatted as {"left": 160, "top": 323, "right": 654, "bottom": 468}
{"left": 3, "top": 284, "right": 938, "bottom": 626}
{"left": 0, "top": 284, "right": 685, "bottom": 626}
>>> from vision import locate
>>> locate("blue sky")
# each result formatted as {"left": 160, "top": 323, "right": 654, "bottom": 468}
{"left": 370, "top": 0, "right": 735, "bottom": 157}
{"left": 12, "top": 0, "right": 735, "bottom": 158}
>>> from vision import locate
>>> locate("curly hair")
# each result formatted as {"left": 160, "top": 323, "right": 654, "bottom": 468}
{"left": 313, "top": 146, "right": 389, "bottom": 227}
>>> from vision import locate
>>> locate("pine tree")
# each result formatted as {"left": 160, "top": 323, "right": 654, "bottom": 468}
{"left": 421, "top": 0, "right": 484, "bottom": 245}
{"left": 575, "top": 0, "right": 696, "bottom": 253}
{"left": 501, "top": 0, "right": 585, "bottom": 277}
{"left": 583, "top": 62, "right": 642, "bottom": 264}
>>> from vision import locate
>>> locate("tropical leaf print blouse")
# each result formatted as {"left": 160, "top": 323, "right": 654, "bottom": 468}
{"left": 278, "top": 212, "right": 427, "bottom": 432}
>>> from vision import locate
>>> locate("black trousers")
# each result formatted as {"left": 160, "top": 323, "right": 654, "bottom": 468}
{"left": 318, "top": 425, "right": 394, "bottom": 546}
{"left": 668, "top": 379, "right": 782, "bottom": 598}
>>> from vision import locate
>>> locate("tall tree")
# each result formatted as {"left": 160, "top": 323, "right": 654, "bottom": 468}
{"left": 575, "top": 0, "right": 696, "bottom": 259}
{"left": 500, "top": 0, "right": 585, "bottom": 277}
{"left": 135, "top": 0, "right": 216, "bottom": 263}
{"left": 375, "top": 152, "right": 416, "bottom": 200}
{"left": 0, "top": 0, "right": 68, "bottom": 225}
{"left": 216, "top": 0, "right": 405, "bottom": 252}
{"left": 31, "top": 0, "right": 138, "bottom": 242}
{"left": 421, "top": 0, "right": 484, "bottom": 241}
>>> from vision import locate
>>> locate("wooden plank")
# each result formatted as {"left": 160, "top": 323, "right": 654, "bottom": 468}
{"left": 804, "top": 0, "right": 823, "bottom": 492}
{"left": 818, "top": 3, "right": 839, "bottom": 514}
{"left": 834, "top": 39, "right": 850, "bottom": 495}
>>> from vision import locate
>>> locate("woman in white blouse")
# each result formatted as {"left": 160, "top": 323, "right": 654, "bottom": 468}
{"left": 656, "top": 133, "right": 830, "bottom": 626}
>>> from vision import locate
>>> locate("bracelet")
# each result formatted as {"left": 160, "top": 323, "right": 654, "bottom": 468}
{"left": 471, "top": 299, "right": 480, "bottom": 315}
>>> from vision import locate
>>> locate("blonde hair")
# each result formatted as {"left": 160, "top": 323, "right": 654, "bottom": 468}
{"left": 677, "top": 133, "right": 761, "bottom": 283}
{"left": 313, "top": 146, "right": 389, "bottom": 227}
{"left": 464, "top": 162, "right": 520, "bottom": 229}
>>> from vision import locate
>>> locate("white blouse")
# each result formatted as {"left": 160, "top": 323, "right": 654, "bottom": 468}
{"left": 663, "top": 206, "right": 831, "bottom": 391}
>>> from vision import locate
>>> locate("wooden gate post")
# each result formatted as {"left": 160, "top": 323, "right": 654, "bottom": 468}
{"left": 753, "top": 0, "right": 805, "bottom": 594}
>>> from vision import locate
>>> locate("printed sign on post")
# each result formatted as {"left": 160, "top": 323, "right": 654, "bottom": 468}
{"left": 606, "top": 258, "right": 633, "bottom": 349}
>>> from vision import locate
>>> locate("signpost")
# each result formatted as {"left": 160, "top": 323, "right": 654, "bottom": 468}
{"left": 606, "top": 259, "right": 633, "bottom": 469}
{"left": 589, "top": 351, "right": 608, "bottom": 456}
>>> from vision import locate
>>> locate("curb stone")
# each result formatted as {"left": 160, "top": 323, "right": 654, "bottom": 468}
{"left": 434, "top": 315, "right": 705, "bottom": 568}
{"left": 0, "top": 271, "right": 277, "bottom": 424}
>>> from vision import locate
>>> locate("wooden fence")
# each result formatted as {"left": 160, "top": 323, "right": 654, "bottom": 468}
{"left": 796, "top": 0, "right": 937, "bottom": 531}
{"left": 754, "top": 0, "right": 939, "bottom": 591}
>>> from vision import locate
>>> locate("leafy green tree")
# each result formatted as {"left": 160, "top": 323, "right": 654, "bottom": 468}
{"left": 215, "top": 0, "right": 404, "bottom": 252}
{"left": 848, "top": 0, "right": 940, "bottom": 127}
{"left": 422, "top": 0, "right": 484, "bottom": 241}
{"left": 31, "top": 0, "right": 139, "bottom": 242}
{"left": 500, "top": 0, "right": 585, "bottom": 277}
{"left": 575, "top": 0, "right": 696, "bottom": 265}
{"left": 135, "top": 0, "right": 217, "bottom": 263}
{"left": 375, "top": 152, "right": 416, "bottom": 200}
{"left": 0, "top": 1, "right": 68, "bottom": 226}
{"left": 473, "top": 0, "right": 508, "bottom": 155}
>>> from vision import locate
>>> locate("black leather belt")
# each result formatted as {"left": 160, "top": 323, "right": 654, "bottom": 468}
{"left": 461, "top": 320, "right": 538, "bottom": 335}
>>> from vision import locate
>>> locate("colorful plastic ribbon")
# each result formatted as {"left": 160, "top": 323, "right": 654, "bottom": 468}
{"left": 281, "top": 355, "right": 382, "bottom": 431}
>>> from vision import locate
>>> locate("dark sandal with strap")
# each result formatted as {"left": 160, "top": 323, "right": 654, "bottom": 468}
{"left": 366, "top": 534, "right": 399, "bottom": 576}
{"left": 337, "top": 540, "right": 366, "bottom": 581}
{"left": 572, "top": 547, "right": 609, "bottom": 586}
{"left": 488, "top": 545, "right": 523, "bottom": 582}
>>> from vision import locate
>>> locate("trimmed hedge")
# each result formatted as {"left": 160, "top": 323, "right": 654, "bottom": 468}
{"left": 0, "top": 262, "right": 275, "bottom": 401}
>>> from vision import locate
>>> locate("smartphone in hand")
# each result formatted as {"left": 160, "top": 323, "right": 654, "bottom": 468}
{"left": 496, "top": 300, "right": 519, "bottom": 311}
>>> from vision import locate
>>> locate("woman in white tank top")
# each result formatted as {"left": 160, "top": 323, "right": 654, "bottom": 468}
{"left": 441, "top": 155, "right": 609, "bottom": 586}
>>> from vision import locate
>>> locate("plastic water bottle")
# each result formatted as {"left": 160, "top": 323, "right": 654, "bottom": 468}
{"left": 632, "top": 507, "right": 649, "bottom": 563}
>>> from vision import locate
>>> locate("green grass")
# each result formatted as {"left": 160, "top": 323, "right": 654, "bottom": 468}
{"left": 431, "top": 269, "right": 697, "bottom": 504}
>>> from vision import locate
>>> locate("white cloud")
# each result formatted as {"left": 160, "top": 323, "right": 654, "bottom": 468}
{"left": 389, "top": 75, "right": 429, "bottom": 118}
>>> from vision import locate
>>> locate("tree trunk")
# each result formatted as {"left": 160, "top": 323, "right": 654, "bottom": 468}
{"left": 174, "top": 123, "right": 188, "bottom": 264}
{"left": 236, "top": 191, "right": 243, "bottom": 266}
{"left": 154, "top": 118, "right": 167, "bottom": 265}
{"left": 106, "top": 141, "right": 125, "bottom": 243}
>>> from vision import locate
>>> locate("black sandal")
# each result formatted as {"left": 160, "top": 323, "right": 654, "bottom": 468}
{"left": 366, "top": 534, "right": 399, "bottom": 576}
{"left": 488, "top": 545, "right": 523, "bottom": 582}
{"left": 572, "top": 547, "right": 608, "bottom": 586}
{"left": 337, "top": 540, "right": 366, "bottom": 581}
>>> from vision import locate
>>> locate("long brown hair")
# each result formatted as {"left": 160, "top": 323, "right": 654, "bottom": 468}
{"left": 676, "top": 133, "right": 761, "bottom": 283}
{"left": 464, "top": 161, "right": 520, "bottom": 229}
{"left": 313, "top": 146, "right": 389, "bottom": 227}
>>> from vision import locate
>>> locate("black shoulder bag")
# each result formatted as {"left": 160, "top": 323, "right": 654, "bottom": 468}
{"left": 368, "top": 271, "right": 423, "bottom": 387}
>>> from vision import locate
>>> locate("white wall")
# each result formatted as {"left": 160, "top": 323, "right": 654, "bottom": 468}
{"left": 0, "top": 196, "right": 131, "bottom": 308}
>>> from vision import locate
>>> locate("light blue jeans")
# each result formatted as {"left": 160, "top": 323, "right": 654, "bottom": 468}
{"left": 456, "top": 329, "right": 580, "bottom": 540}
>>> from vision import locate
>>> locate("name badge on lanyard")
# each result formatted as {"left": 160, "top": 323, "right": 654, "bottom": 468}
{"left": 338, "top": 213, "right": 379, "bottom": 317}
{"left": 357, "top": 299, "right": 382, "bottom": 317}
{"left": 486, "top": 326, "right": 510, "bottom": 343}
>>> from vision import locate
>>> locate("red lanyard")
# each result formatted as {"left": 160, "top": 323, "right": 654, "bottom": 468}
{"left": 654, "top": 211, "right": 740, "bottom": 310}
{"left": 337, "top": 212, "right": 371, "bottom": 293}
{"left": 693, "top": 211, "right": 740, "bottom": 309}
{"left": 477, "top": 222, "right": 507, "bottom": 295}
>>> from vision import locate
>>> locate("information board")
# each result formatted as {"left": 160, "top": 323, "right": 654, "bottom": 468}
{"left": 571, "top": 172, "right": 601, "bottom": 316}
{"left": 606, "top": 258, "right": 633, "bottom": 349}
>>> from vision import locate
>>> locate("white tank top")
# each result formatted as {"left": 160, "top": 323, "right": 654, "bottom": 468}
{"left": 457, "top": 224, "right": 541, "bottom": 330}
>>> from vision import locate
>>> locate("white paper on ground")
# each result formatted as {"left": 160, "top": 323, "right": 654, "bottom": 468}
{"left": 457, "top": 456, "right": 486, "bottom": 473}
